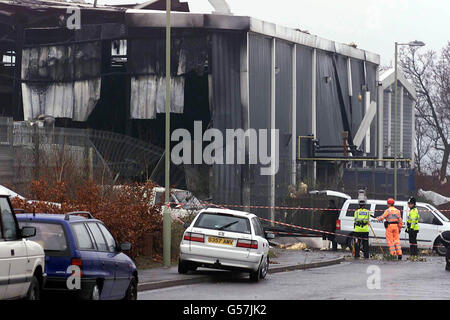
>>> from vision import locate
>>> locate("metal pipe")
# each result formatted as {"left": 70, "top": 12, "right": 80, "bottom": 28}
{"left": 163, "top": 0, "right": 172, "bottom": 268}
{"left": 311, "top": 49, "right": 317, "bottom": 185}
{"left": 270, "top": 37, "right": 276, "bottom": 223}
{"left": 394, "top": 42, "right": 398, "bottom": 200}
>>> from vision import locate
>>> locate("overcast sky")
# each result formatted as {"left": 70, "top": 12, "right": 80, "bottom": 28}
{"left": 97, "top": 0, "right": 449, "bottom": 65}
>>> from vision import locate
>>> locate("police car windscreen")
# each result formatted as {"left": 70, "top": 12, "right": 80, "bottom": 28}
{"left": 194, "top": 213, "right": 251, "bottom": 234}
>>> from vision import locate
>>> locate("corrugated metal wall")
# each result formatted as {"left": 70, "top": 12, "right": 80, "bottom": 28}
{"left": 382, "top": 81, "right": 414, "bottom": 160}
{"left": 366, "top": 62, "right": 378, "bottom": 156}
{"left": 350, "top": 59, "right": 366, "bottom": 138}
{"left": 335, "top": 54, "right": 351, "bottom": 124}
{"left": 403, "top": 91, "right": 413, "bottom": 159}
{"left": 384, "top": 82, "right": 402, "bottom": 157}
{"left": 248, "top": 33, "right": 272, "bottom": 218}
{"left": 210, "top": 32, "right": 245, "bottom": 205}
{"left": 316, "top": 50, "right": 344, "bottom": 148}
{"left": 295, "top": 45, "right": 313, "bottom": 137}
{"left": 275, "top": 40, "right": 293, "bottom": 206}
{"left": 383, "top": 86, "right": 392, "bottom": 156}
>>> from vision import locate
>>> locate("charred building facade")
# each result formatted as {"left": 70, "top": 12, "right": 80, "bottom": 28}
{"left": 0, "top": 1, "right": 415, "bottom": 218}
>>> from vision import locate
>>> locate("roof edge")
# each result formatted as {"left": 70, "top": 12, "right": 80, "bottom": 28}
{"left": 380, "top": 68, "right": 417, "bottom": 100}
{"left": 125, "top": 10, "right": 380, "bottom": 64}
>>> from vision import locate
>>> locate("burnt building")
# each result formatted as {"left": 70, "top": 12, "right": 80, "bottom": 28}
{"left": 0, "top": 1, "right": 415, "bottom": 218}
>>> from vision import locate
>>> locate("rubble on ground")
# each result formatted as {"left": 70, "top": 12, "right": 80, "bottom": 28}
{"left": 279, "top": 242, "right": 308, "bottom": 250}
{"left": 407, "top": 256, "right": 427, "bottom": 262}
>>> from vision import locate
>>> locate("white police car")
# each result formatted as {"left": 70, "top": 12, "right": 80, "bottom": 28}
{"left": 335, "top": 199, "right": 450, "bottom": 255}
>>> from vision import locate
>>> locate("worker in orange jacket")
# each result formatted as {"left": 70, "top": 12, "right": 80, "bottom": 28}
{"left": 377, "top": 198, "right": 403, "bottom": 260}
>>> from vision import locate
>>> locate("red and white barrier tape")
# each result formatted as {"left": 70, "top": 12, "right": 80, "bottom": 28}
{"left": 194, "top": 199, "right": 447, "bottom": 249}
{"left": 198, "top": 200, "right": 450, "bottom": 213}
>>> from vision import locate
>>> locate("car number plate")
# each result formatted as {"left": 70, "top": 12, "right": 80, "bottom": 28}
{"left": 208, "top": 236, "right": 234, "bottom": 245}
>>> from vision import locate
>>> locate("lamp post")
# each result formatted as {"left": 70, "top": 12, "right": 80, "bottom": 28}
{"left": 163, "top": 0, "right": 172, "bottom": 268}
{"left": 393, "top": 40, "right": 425, "bottom": 200}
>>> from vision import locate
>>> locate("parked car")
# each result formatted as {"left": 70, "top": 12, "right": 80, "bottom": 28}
{"left": 151, "top": 187, "right": 206, "bottom": 217}
{"left": 179, "top": 208, "right": 274, "bottom": 282}
{"left": 0, "top": 193, "right": 45, "bottom": 300}
{"left": 335, "top": 199, "right": 450, "bottom": 255}
{"left": 113, "top": 185, "right": 206, "bottom": 218}
{"left": 0, "top": 184, "right": 61, "bottom": 208}
{"left": 16, "top": 212, "right": 138, "bottom": 300}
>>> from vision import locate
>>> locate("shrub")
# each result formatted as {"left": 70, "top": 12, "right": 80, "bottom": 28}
{"left": 11, "top": 179, "right": 163, "bottom": 259}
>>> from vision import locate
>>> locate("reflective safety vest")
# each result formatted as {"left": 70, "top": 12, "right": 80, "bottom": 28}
{"left": 386, "top": 207, "right": 401, "bottom": 223}
{"left": 354, "top": 208, "right": 370, "bottom": 233}
{"left": 407, "top": 207, "right": 420, "bottom": 231}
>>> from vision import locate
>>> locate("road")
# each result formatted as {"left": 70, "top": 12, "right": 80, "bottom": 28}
{"left": 138, "top": 256, "right": 450, "bottom": 300}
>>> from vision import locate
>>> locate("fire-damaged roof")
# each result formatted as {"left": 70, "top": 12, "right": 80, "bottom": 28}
{"left": 0, "top": 0, "right": 190, "bottom": 27}
{"left": 110, "top": 0, "right": 190, "bottom": 11}
{"left": 0, "top": 0, "right": 380, "bottom": 64}
{"left": 0, "top": 1, "right": 125, "bottom": 27}
{"left": 125, "top": 10, "right": 379, "bottom": 64}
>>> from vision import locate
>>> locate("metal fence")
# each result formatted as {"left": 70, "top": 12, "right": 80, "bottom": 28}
{"left": 0, "top": 117, "right": 184, "bottom": 195}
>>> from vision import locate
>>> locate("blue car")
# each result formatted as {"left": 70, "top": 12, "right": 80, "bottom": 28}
{"left": 16, "top": 212, "right": 138, "bottom": 300}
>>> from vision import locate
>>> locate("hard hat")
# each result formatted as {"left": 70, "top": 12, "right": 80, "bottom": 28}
{"left": 387, "top": 198, "right": 395, "bottom": 205}
{"left": 408, "top": 197, "right": 416, "bottom": 205}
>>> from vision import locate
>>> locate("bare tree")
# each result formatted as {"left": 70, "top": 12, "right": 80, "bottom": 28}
{"left": 400, "top": 42, "right": 450, "bottom": 183}
{"left": 414, "top": 116, "right": 432, "bottom": 174}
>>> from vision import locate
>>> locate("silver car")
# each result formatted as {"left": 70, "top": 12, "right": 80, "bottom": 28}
{"left": 179, "top": 208, "right": 274, "bottom": 282}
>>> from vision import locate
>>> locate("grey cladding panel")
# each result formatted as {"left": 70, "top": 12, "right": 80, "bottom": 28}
{"left": 248, "top": 33, "right": 272, "bottom": 216}
{"left": 275, "top": 40, "right": 293, "bottom": 205}
{"left": 210, "top": 32, "right": 245, "bottom": 205}
{"left": 296, "top": 45, "right": 313, "bottom": 137}
{"left": 403, "top": 93, "right": 413, "bottom": 159}
{"left": 350, "top": 59, "right": 365, "bottom": 137}
{"left": 366, "top": 62, "right": 378, "bottom": 156}
{"left": 316, "top": 51, "right": 344, "bottom": 149}
{"left": 383, "top": 87, "right": 392, "bottom": 156}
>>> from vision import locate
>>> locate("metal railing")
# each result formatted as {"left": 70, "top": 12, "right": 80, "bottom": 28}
{"left": 0, "top": 117, "right": 173, "bottom": 190}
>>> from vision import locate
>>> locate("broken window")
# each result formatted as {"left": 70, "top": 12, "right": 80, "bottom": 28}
{"left": 1, "top": 50, "right": 15, "bottom": 67}
{"left": 21, "top": 42, "right": 101, "bottom": 121}
{"left": 128, "top": 36, "right": 208, "bottom": 120}
{"left": 111, "top": 39, "right": 127, "bottom": 67}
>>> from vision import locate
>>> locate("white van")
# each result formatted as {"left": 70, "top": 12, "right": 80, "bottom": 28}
{"left": 0, "top": 193, "right": 46, "bottom": 300}
{"left": 335, "top": 199, "right": 450, "bottom": 256}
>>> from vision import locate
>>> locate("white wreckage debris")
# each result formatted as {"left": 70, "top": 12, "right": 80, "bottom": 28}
{"left": 417, "top": 189, "right": 450, "bottom": 206}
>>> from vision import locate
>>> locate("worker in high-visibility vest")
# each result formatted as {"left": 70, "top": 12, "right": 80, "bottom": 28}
{"left": 377, "top": 198, "right": 403, "bottom": 260}
{"left": 353, "top": 197, "right": 370, "bottom": 259}
{"left": 406, "top": 197, "right": 420, "bottom": 256}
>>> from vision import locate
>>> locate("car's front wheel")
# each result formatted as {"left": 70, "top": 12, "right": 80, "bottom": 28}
{"left": 24, "top": 276, "right": 40, "bottom": 300}
{"left": 434, "top": 238, "right": 447, "bottom": 256}
{"left": 123, "top": 277, "right": 138, "bottom": 300}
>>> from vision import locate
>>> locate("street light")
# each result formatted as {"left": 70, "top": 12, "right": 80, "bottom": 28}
{"left": 393, "top": 40, "right": 425, "bottom": 200}
{"left": 163, "top": 0, "right": 172, "bottom": 268}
